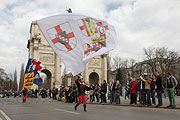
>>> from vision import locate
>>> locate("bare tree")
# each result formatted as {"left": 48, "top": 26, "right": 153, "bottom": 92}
{"left": 120, "top": 59, "right": 134, "bottom": 84}
{"left": 19, "top": 63, "right": 24, "bottom": 91}
{"left": 0, "top": 68, "right": 14, "bottom": 91}
{"left": 13, "top": 69, "right": 18, "bottom": 91}
{"left": 143, "top": 47, "right": 179, "bottom": 81}
{"left": 112, "top": 57, "right": 135, "bottom": 85}
{"left": 111, "top": 56, "right": 123, "bottom": 83}
{"left": 156, "top": 47, "right": 179, "bottom": 73}
{"left": 0, "top": 68, "right": 7, "bottom": 91}
{"left": 143, "top": 47, "right": 158, "bottom": 76}
{"left": 8, "top": 73, "right": 14, "bottom": 90}
{"left": 107, "top": 53, "right": 112, "bottom": 84}
{"left": 112, "top": 56, "right": 123, "bottom": 69}
{"left": 129, "top": 59, "right": 136, "bottom": 77}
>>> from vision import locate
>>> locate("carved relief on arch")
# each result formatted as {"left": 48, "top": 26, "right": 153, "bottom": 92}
{"left": 40, "top": 53, "right": 54, "bottom": 63}
{"left": 88, "top": 58, "right": 101, "bottom": 67}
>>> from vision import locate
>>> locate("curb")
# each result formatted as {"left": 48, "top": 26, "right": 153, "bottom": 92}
{"left": 87, "top": 103, "right": 180, "bottom": 110}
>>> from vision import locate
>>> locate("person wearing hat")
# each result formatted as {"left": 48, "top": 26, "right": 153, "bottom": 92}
{"left": 137, "top": 77, "right": 145, "bottom": 105}
{"left": 140, "top": 73, "right": 152, "bottom": 106}
{"left": 74, "top": 74, "right": 92, "bottom": 112}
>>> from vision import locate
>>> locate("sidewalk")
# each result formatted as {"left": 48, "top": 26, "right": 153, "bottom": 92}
{"left": 88, "top": 96, "right": 180, "bottom": 110}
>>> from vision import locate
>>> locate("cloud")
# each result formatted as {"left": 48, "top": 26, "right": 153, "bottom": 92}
{"left": 0, "top": 0, "right": 180, "bottom": 80}
{"left": 108, "top": 0, "right": 180, "bottom": 60}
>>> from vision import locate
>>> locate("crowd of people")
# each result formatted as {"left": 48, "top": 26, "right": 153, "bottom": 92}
{"left": 128, "top": 71, "right": 179, "bottom": 108}
{"left": 0, "top": 71, "right": 179, "bottom": 109}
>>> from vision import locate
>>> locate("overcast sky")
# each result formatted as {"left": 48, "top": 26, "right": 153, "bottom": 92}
{"left": 0, "top": 0, "right": 180, "bottom": 77}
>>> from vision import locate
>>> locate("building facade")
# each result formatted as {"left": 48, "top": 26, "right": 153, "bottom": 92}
{"left": 27, "top": 21, "right": 107, "bottom": 88}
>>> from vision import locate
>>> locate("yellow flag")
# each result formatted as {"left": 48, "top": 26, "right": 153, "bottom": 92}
{"left": 23, "top": 72, "right": 34, "bottom": 88}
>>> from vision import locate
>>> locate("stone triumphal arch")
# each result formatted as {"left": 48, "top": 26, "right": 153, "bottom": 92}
{"left": 27, "top": 21, "right": 107, "bottom": 88}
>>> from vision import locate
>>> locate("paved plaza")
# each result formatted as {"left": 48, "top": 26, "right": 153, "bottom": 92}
{"left": 0, "top": 97, "right": 180, "bottom": 120}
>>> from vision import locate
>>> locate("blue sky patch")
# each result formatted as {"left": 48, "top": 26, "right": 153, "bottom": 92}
{"left": 107, "top": 2, "right": 123, "bottom": 12}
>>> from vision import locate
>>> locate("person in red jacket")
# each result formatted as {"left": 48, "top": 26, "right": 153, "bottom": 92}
{"left": 74, "top": 75, "right": 92, "bottom": 112}
{"left": 130, "top": 77, "right": 137, "bottom": 104}
{"left": 22, "top": 87, "right": 28, "bottom": 103}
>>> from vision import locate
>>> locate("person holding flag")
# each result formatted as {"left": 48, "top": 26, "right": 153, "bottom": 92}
{"left": 22, "top": 58, "right": 44, "bottom": 103}
{"left": 74, "top": 74, "right": 92, "bottom": 112}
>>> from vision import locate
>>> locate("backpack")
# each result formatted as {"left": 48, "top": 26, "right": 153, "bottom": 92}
{"left": 150, "top": 81, "right": 156, "bottom": 90}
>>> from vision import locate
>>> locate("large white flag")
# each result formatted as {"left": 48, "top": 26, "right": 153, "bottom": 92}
{"left": 37, "top": 14, "right": 117, "bottom": 76}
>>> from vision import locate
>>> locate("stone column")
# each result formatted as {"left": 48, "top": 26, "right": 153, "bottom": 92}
{"left": 33, "top": 41, "right": 38, "bottom": 59}
{"left": 103, "top": 54, "right": 107, "bottom": 82}
{"left": 33, "top": 38, "right": 41, "bottom": 60}
{"left": 67, "top": 77, "right": 72, "bottom": 86}
{"left": 54, "top": 54, "right": 61, "bottom": 88}
{"left": 29, "top": 40, "right": 34, "bottom": 58}
{"left": 51, "top": 77, "right": 55, "bottom": 88}
{"left": 83, "top": 67, "right": 89, "bottom": 85}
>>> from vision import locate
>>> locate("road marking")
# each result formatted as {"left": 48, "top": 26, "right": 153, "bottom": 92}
{"left": 0, "top": 110, "right": 11, "bottom": 120}
{"left": 55, "top": 109, "right": 80, "bottom": 115}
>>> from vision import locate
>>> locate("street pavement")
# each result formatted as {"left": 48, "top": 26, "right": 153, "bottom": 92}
{"left": 0, "top": 97, "right": 180, "bottom": 120}
{"left": 114, "top": 96, "right": 180, "bottom": 108}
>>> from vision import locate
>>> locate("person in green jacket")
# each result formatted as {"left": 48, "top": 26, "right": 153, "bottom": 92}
{"left": 166, "top": 72, "right": 178, "bottom": 108}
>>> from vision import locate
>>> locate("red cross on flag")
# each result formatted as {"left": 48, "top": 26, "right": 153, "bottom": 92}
{"left": 37, "top": 14, "right": 117, "bottom": 76}
{"left": 83, "top": 43, "right": 95, "bottom": 57}
{"left": 47, "top": 22, "right": 76, "bottom": 52}
{"left": 32, "top": 60, "right": 43, "bottom": 71}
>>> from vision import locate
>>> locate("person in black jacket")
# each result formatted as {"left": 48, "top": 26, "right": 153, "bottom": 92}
{"left": 72, "top": 84, "right": 78, "bottom": 103}
{"left": 94, "top": 83, "right": 100, "bottom": 102}
{"left": 101, "top": 80, "right": 107, "bottom": 103}
{"left": 74, "top": 75, "right": 92, "bottom": 112}
{"left": 155, "top": 72, "right": 163, "bottom": 107}
{"left": 35, "top": 89, "right": 38, "bottom": 98}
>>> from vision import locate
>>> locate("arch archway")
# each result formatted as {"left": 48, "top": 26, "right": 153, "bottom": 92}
{"left": 41, "top": 69, "right": 52, "bottom": 89}
{"left": 89, "top": 72, "right": 99, "bottom": 85}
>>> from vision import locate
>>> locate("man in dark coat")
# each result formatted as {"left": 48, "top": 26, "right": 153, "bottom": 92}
{"left": 110, "top": 80, "right": 116, "bottom": 103}
{"left": 72, "top": 84, "right": 78, "bottom": 103}
{"left": 74, "top": 75, "right": 92, "bottom": 112}
{"left": 155, "top": 72, "right": 163, "bottom": 107}
{"left": 35, "top": 89, "right": 38, "bottom": 98}
{"left": 101, "top": 80, "right": 107, "bottom": 103}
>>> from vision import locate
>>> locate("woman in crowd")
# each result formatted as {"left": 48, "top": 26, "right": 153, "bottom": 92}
{"left": 130, "top": 78, "right": 137, "bottom": 104}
